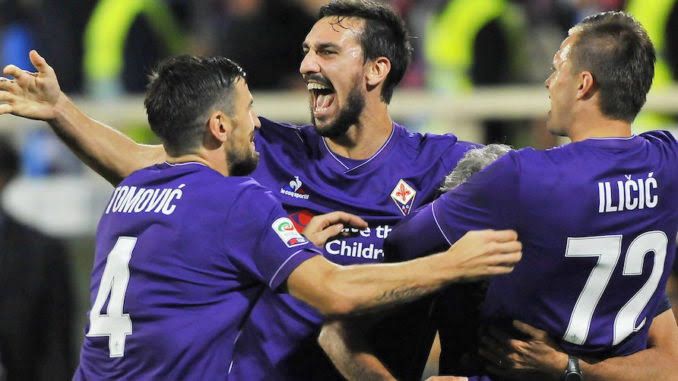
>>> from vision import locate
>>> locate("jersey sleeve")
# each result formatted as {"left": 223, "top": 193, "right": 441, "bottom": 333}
{"left": 384, "top": 206, "right": 450, "bottom": 262}
{"left": 224, "top": 184, "right": 321, "bottom": 290}
{"left": 432, "top": 152, "right": 521, "bottom": 243}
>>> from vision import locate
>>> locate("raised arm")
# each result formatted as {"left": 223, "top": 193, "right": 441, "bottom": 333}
{"left": 0, "top": 51, "right": 164, "bottom": 185}
{"left": 286, "top": 229, "right": 522, "bottom": 319}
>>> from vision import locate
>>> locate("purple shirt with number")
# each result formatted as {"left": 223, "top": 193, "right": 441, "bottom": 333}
{"left": 75, "top": 162, "right": 320, "bottom": 381}
{"left": 227, "top": 118, "right": 477, "bottom": 380}
{"left": 386, "top": 131, "right": 677, "bottom": 378}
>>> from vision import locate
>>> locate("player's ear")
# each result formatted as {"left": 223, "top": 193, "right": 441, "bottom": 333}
{"left": 207, "top": 110, "right": 232, "bottom": 144}
{"left": 365, "top": 56, "right": 390, "bottom": 88}
{"left": 576, "top": 71, "right": 595, "bottom": 100}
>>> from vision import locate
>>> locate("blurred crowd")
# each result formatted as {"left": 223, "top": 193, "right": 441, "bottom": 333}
{"left": 2, "top": 0, "right": 676, "bottom": 147}
{"left": 2, "top": 0, "right": 675, "bottom": 94}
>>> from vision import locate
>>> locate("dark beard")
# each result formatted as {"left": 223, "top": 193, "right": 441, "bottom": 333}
{"left": 228, "top": 151, "right": 259, "bottom": 176}
{"left": 312, "top": 87, "right": 365, "bottom": 138}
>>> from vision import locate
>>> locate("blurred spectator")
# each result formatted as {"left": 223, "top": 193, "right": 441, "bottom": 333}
{"left": 626, "top": 0, "right": 678, "bottom": 132}
{"left": 84, "top": 0, "right": 185, "bottom": 96}
{"left": 193, "top": 0, "right": 317, "bottom": 90}
{"left": 423, "top": 0, "right": 529, "bottom": 143}
{"left": 0, "top": 138, "right": 75, "bottom": 381}
{"left": 0, "top": 0, "right": 95, "bottom": 93}
{"left": 21, "top": 130, "right": 84, "bottom": 177}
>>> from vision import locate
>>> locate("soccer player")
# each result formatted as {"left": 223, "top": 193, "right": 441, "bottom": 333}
{"left": 16, "top": 53, "right": 522, "bottom": 380}
{"left": 351, "top": 11, "right": 678, "bottom": 381}
{"left": 0, "top": 1, "right": 484, "bottom": 379}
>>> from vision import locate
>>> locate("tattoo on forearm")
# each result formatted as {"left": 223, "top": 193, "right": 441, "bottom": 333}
{"left": 375, "top": 286, "right": 433, "bottom": 305}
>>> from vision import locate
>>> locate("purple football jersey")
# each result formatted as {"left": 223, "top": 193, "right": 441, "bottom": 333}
{"left": 387, "top": 131, "right": 677, "bottom": 379}
{"left": 228, "top": 118, "right": 477, "bottom": 380}
{"left": 75, "top": 162, "right": 319, "bottom": 381}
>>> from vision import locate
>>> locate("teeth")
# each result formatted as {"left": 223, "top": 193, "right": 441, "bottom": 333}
{"left": 307, "top": 83, "right": 330, "bottom": 91}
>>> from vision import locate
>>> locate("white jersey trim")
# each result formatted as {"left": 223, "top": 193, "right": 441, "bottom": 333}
{"left": 164, "top": 161, "right": 209, "bottom": 167}
{"left": 431, "top": 201, "right": 452, "bottom": 245}
{"left": 321, "top": 125, "right": 396, "bottom": 173}
{"left": 269, "top": 249, "right": 306, "bottom": 288}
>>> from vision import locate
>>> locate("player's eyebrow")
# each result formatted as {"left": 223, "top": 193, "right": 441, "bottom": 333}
{"left": 302, "top": 42, "right": 341, "bottom": 52}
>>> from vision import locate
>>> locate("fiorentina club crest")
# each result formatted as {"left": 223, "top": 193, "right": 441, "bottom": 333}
{"left": 390, "top": 179, "right": 416, "bottom": 216}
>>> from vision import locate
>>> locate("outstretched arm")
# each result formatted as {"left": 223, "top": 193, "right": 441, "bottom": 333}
{"left": 287, "top": 229, "right": 522, "bottom": 319}
{"left": 0, "top": 51, "right": 164, "bottom": 185}
{"left": 479, "top": 310, "right": 678, "bottom": 381}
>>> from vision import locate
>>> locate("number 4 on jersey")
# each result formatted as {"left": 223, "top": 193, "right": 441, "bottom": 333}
{"left": 87, "top": 237, "right": 136, "bottom": 358}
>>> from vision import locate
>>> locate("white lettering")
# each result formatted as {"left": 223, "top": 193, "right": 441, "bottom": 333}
{"left": 325, "top": 240, "right": 384, "bottom": 260}
{"left": 597, "top": 173, "right": 659, "bottom": 214}
{"left": 624, "top": 178, "right": 638, "bottom": 210}
{"left": 105, "top": 187, "right": 122, "bottom": 214}
{"left": 112, "top": 186, "right": 130, "bottom": 212}
{"left": 604, "top": 182, "right": 617, "bottom": 212}
{"left": 106, "top": 184, "right": 184, "bottom": 216}
{"left": 133, "top": 189, "right": 155, "bottom": 212}
{"left": 645, "top": 173, "right": 658, "bottom": 208}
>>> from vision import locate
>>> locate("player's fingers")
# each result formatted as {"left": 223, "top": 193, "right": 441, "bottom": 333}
{"left": 0, "top": 103, "right": 13, "bottom": 115}
{"left": 2, "top": 64, "right": 25, "bottom": 79}
{"left": 29, "top": 50, "right": 55, "bottom": 76}
{"left": 484, "top": 229, "right": 518, "bottom": 243}
{"left": 491, "top": 240, "right": 522, "bottom": 254}
{"left": 485, "top": 251, "right": 522, "bottom": 267}
{"left": 0, "top": 91, "right": 16, "bottom": 103}
{"left": 318, "top": 211, "right": 368, "bottom": 229}
{"left": 478, "top": 344, "right": 506, "bottom": 367}
{"left": 0, "top": 78, "right": 19, "bottom": 92}
{"left": 512, "top": 320, "right": 545, "bottom": 339}
{"left": 9, "top": 67, "right": 34, "bottom": 88}
{"left": 323, "top": 223, "right": 345, "bottom": 239}
{"left": 307, "top": 223, "right": 343, "bottom": 246}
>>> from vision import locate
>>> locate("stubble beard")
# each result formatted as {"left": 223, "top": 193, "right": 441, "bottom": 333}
{"left": 312, "top": 86, "right": 366, "bottom": 139}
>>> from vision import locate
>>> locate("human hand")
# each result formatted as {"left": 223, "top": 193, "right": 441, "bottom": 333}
{"left": 479, "top": 320, "right": 567, "bottom": 381}
{"left": 445, "top": 230, "right": 522, "bottom": 282}
{"left": 302, "top": 211, "right": 368, "bottom": 247}
{"left": 0, "top": 50, "right": 65, "bottom": 121}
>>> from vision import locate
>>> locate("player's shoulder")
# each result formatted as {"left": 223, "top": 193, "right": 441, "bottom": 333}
{"left": 258, "top": 117, "right": 314, "bottom": 144}
{"left": 485, "top": 146, "right": 532, "bottom": 169}
{"left": 396, "top": 125, "right": 480, "bottom": 165}
{"left": 225, "top": 176, "right": 282, "bottom": 211}
{"left": 638, "top": 130, "right": 678, "bottom": 152}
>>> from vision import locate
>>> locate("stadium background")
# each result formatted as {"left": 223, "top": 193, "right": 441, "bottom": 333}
{"left": 0, "top": 0, "right": 676, "bottom": 379}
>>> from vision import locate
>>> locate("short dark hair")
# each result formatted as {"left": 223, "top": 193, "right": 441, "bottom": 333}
{"left": 319, "top": 0, "right": 412, "bottom": 103}
{"left": 569, "top": 12, "right": 655, "bottom": 122}
{"left": 0, "top": 138, "right": 19, "bottom": 183}
{"left": 144, "top": 56, "right": 246, "bottom": 156}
